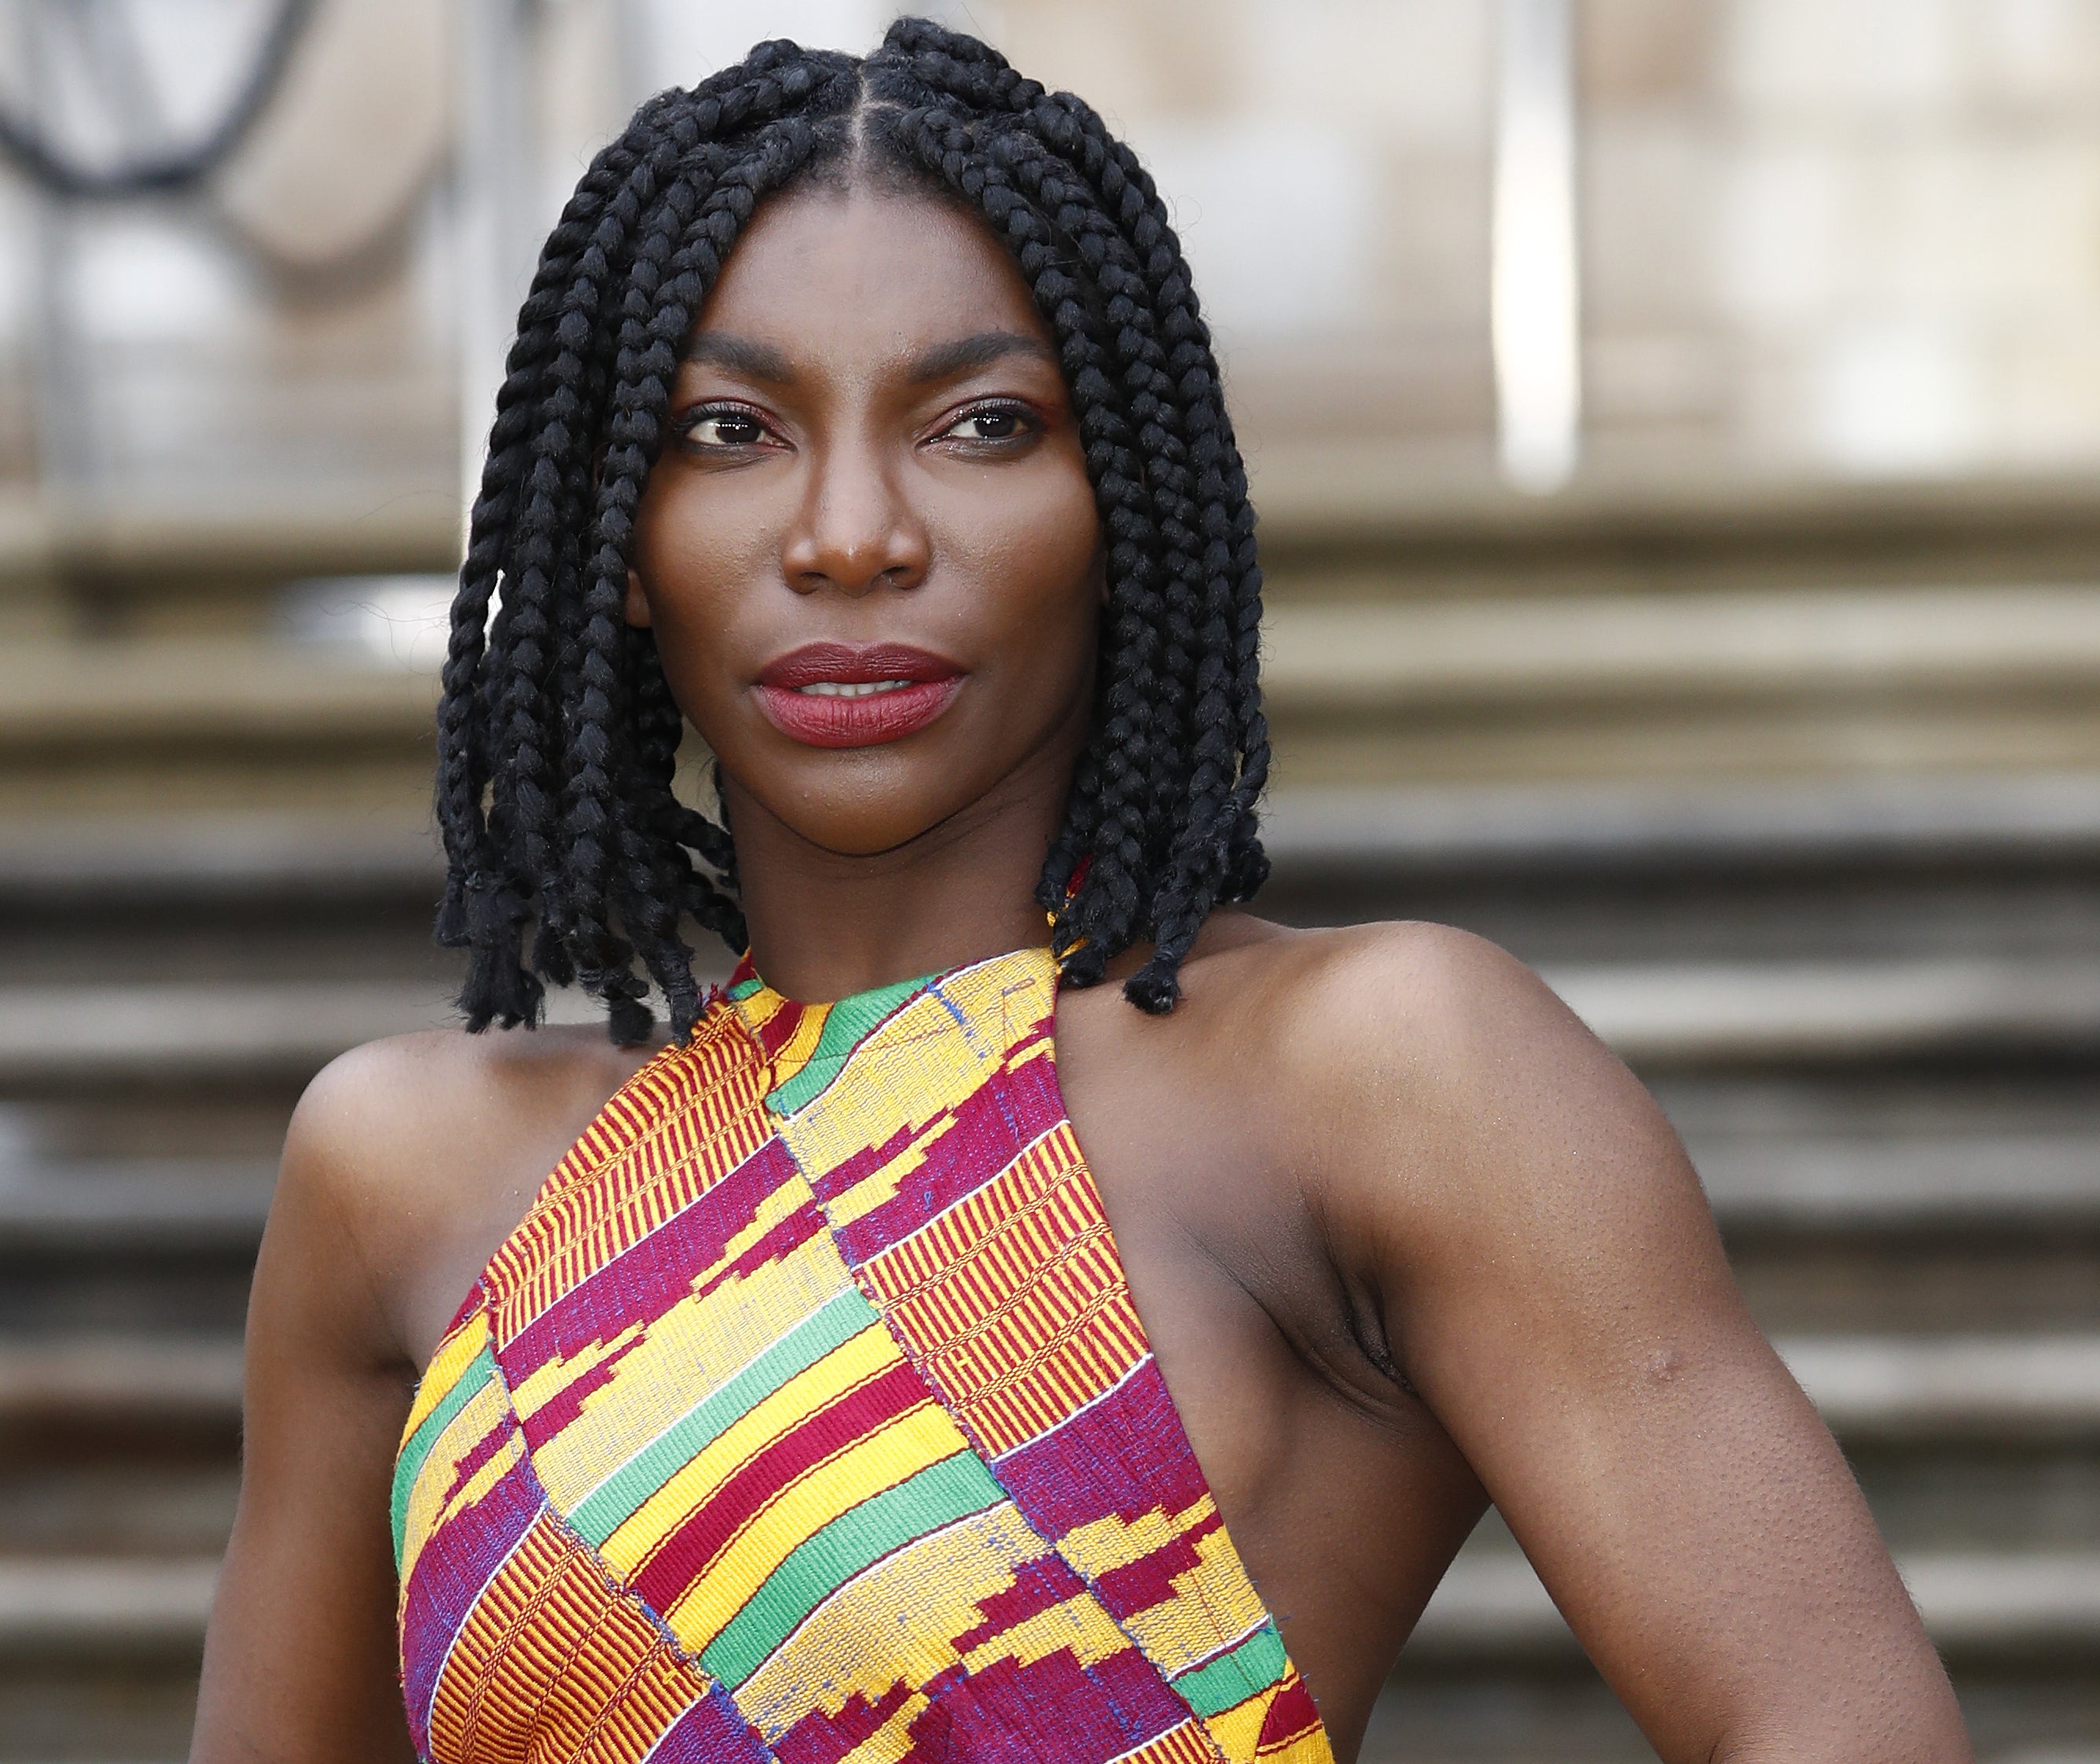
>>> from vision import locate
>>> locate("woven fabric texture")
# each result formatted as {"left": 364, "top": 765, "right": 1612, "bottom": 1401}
{"left": 393, "top": 946, "right": 1333, "bottom": 1764}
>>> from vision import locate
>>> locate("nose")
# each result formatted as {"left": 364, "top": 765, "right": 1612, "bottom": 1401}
{"left": 780, "top": 434, "right": 930, "bottom": 598}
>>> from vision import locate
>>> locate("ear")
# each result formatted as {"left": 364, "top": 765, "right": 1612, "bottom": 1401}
{"left": 624, "top": 567, "right": 653, "bottom": 628}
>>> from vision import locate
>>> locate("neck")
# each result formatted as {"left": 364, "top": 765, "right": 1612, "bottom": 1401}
{"left": 725, "top": 743, "right": 1074, "bottom": 1006}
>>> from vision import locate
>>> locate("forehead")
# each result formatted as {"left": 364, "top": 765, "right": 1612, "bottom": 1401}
{"left": 692, "top": 184, "right": 1052, "bottom": 363}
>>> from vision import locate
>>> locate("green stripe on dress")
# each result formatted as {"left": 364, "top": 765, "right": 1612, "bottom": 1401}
{"left": 1170, "top": 1622, "right": 1289, "bottom": 1717}
{"left": 764, "top": 976, "right": 929, "bottom": 1116}
{"left": 699, "top": 1448, "right": 1006, "bottom": 1687}
{"left": 569, "top": 1285, "right": 882, "bottom": 1546}
{"left": 390, "top": 1343, "right": 497, "bottom": 1568}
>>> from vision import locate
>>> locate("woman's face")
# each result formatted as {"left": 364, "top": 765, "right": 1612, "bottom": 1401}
{"left": 629, "top": 181, "right": 1103, "bottom": 859}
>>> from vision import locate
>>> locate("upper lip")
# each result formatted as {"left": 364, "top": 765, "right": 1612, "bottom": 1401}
{"left": 756, "top": 642, "right": 962, "bottom": 689}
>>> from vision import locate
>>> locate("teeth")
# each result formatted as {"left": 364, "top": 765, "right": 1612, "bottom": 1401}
{"left": 795, "top": 679, "right": 915, "bottom": 698}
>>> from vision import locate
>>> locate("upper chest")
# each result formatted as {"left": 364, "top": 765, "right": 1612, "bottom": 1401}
{"left": 406, "top": 950, "right": 1401, "bottom": 1465}
{"left": 392, "top": 948, "right": 1338, "bottom": 1764}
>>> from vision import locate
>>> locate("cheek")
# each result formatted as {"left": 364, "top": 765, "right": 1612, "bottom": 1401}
{"left": 634, "top": 475, "right": 769, "bottom": 622}
{"left": 631, "top": 476, "right": 780, "bottom": 708}
{"left": 944, "top": 471, "right": 1102, "bottom": 664}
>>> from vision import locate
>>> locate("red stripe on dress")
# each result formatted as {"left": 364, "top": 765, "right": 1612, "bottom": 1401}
{"left": 1256, "top": 1676, "right": 1324, "bottom": 1753}
{"left": 948, "top": 1551, "right": 1089, "bottom": 1653}
{"left": 1091, "top": 1510, "right": 1222, "bottom": 1622}
{"left": 630, "top": 1357, "right": 933, "bottom": 1611}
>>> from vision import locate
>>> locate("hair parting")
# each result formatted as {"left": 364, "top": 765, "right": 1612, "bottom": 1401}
{"left": 435, "top": 20, "right": 1268, "bottom": 1042}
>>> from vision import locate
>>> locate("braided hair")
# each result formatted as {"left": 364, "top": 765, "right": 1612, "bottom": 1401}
{"left": 435, "top": 18, "right": 1269, "bottom": 1043}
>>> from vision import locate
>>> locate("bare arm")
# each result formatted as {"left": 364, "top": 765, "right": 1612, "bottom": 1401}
{"left": 190, "top": 1023, "right": 648, "bottom": 1760}
{"left": 1312, "top": 926, "right": 1968, "bottom": 1764}
{"left": 189, "top": 1053, "right": 422, "bottom": 1763}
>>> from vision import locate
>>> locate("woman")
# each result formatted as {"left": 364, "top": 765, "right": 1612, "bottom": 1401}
{"left": 192, "top": 22, "right": 1970, "bottom": 1764}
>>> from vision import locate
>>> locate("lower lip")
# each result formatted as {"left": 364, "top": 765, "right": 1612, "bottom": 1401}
{"left": 754, "top": 678, "right": 964, "bottom": 748}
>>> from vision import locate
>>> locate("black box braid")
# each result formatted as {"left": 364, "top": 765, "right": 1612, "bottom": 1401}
{"left": 435, "top": 19, "right": 1270, "bottom": 1044}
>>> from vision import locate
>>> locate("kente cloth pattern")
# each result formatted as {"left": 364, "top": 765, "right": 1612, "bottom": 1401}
{"left": 393, "top": 945, "right": 1333, "bottom": 1764}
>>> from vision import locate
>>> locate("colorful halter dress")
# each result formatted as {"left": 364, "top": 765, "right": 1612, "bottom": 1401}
{"left": 392, "top": 944, "right": 1333, "bottom": 1764}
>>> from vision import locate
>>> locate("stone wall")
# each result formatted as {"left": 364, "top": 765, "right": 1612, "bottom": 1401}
{"left": 3, "top": 0, "right": 2098, "bottom": 517}
{"left": 1581, "top": 0, "right": 2100, "bottom": 480}
{"left": 964, "top": 0, "right": 2100, "bottom": 483}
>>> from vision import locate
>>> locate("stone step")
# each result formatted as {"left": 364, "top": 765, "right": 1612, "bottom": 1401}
{"left": 1264, "top": 585, "right": 2100, "bottom": 710}
{"left": 1260, "top": 776, "right": 2100, "bottom": 969}
{"left": 1407, "top": 1547, "right": 2100, "bottom": 1664}
{"left": 1260, "top": 773, "right": 2100, "bottom": 878}
{"left": 0, "top": 1337, "right": 242, "bottom": 1428}
{"left": 0, "top": 981, "right": 468, "bottom": 1085}
{"left": 0, "top": 640, "right": 435, "bottom": 754}
{"left": 1549, "top": 957, "right": 2100, "bottom": 1066}
{"left": 0, "top": 486, "right": 453, "bottom": 592}
{"left": 0, "top": 1160, "right": 277, "bottom": 1254}
{"left": 9, "top": 954, "right": 2088, "bottom": 1089}
{"left": 8, "top": 776, "right": 2099, "bottom": 905}
{"left": 1774, "top": 1336, "right": 2100, "bottom": 1442}
{"left": 5, "top": 1543, "right": 2092, "bottom": 1667}
{"left": 0, "top": 1557, "right": 218, "bottom": 1655}
{"left": 6, "top": 1128, "right": 2097, "bottom": 1256}
{"left": 1365, "top": 1678, "right": 2100, "bottom": 1764}
{"left": 1696, "top": 1133, "right": 2100, "bottom": 1231}
{"left": 1244, "top": 457, "right": 2100, "bottom": 581}
{"left": 2, "top": 1330, "right": 2087, "bottom": 1445}
{"left": 9, "top": 588, "right": 2095, "bottom": 754}
{"left": 0, "top": 813, "right": 440, "bottom": 906}
{"left": 1257, "top": 590, "right": 2100, "bottom": 783}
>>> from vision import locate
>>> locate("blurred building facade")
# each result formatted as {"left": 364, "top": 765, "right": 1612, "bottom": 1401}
{"left": 7, "top": 0, "right": 2100, "bottom": 552}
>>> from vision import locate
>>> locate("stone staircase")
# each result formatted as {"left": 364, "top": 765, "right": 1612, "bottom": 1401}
{"left": 3, "top": 469, "right": 2099, "bottom": 1760}
{"left": 1257, "top": 776, "right": 2100, "bottom": 1762}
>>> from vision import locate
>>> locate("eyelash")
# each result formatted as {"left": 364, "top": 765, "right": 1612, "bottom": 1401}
{"left": 680, "top": 403, "right": 773, "bottom": 449}
{"left": 675, "top": 398, "right": 1041, "bottom": 453}
{"left": 937, "top": 401, "right": 1037, "bottom": 445}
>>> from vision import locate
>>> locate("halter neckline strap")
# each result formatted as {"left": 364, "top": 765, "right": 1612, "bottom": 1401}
{"left": 391, "top": 940, "right": 1331, "bottom": 1764}
{"left": 723, "top": 932, "right": 1079, "bottom": 1015}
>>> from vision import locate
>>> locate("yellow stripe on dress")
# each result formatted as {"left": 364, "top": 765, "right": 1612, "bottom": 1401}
{"left": 1114, "top": 1721, "right": 1234, "bottom": 1764}
{"left": 779, "top": 959, "right": 1054, "bottom": 1222}
{"left": 396, "top": 1373, "right": 522, "bottom": 1590}
{"left": 599, "top": 1321, "right": 904, "bottom": 1573}
{"left": 733, "top": 1500, "right": 1130, "bottom": 1738}
{"left": 423, "top": 1505, "right": 710, "bottom": 1764}
{"left": 487, "top": 1020, "right": 772, "bottom": 1340}
{"left": 1054, "top": 1499, "right": 1270, "bottom": 1681}
{"left": 523, "top": 1254, "right": 860, "bottom": 1512}
{"left": 403, "top": 1309, "right": 490, "bottom": 1441}
{"left": 663, "top": 1404, "right": 973, "bottom": 1649}
{"left": 860, "top": 1126, "right": 1148, "bottom": 1456}
{"left": 505, "top": 1175, "right": 849, "bottom": 1502}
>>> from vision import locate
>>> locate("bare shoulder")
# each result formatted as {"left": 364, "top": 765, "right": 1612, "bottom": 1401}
{"left": 1246, "top": 915, "right": 1610, "bottom": 1084}
{"left": 1168, "top": 910, "right": 1598, "bottom": 1079}
{"left": 284, "top": 1021, "right": 650, "bottom": 1216}
{"left": 1167, "top": 914, "right": 1697, "bottom": 1248}
{"left": 274, "top": 1021, "right": 659, "bottom": 1370}
{"left": 1084, "top": 910, "right": 1590, "bottom": 1091}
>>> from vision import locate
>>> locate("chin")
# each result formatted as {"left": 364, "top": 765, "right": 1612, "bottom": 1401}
{"left": 741, "top": 767, "right": 971, "bottom": 859}
{"left": 791, "top": 809, "right": 949, "bottom": 860}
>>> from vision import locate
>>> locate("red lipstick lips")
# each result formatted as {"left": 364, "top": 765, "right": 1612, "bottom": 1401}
{"left": 754, "top": 642, "right": 964, "bottom": 748}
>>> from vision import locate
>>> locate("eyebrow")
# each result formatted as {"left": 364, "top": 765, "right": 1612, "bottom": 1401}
{"left": 680, "top": 332, "right": 797, "bottom": 383}
{"left": 681, "top": 328, "right": 1059, "bottom": 388}
{"left": 905, "top": 330, "right": 1060, "bottom": 383}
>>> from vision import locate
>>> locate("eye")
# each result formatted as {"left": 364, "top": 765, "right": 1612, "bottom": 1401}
{"left": 941, "top": 405, "right": 1030, "bottom": 443}
{"left": 684, "top": 409, "right": 769, "bottom": 448}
